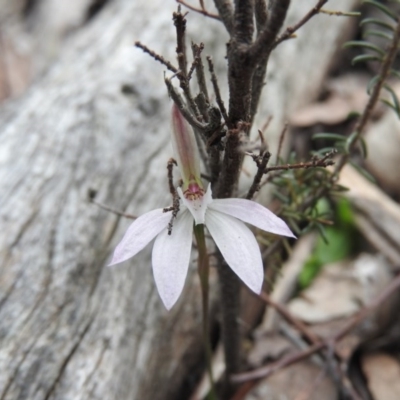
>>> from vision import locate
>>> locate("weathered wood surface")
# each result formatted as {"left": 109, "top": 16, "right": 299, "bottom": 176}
{"left": 0, "top": 1, "right": 360, "bottom": 399}
{"left": 338, "top": 164, "right": 400, "bottom": 265}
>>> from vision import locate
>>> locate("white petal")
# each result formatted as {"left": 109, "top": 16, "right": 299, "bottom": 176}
{"left": 205, "top": 209, "right": 264, "bottom": 294}
{"left": 152, "top": 209, "right": 194, "bottom": 309}
{"left": 209, "top": 198, "right": 295, "bottom": 238}
{"left": 177, "top": 184, "right": 213, "bottom": 225}
{"left": 109, "top": 208, "right": 171, "bottom": 266}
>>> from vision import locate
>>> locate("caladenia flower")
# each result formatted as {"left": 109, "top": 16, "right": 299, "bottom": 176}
{"left": 109, "top": 104, "right": 295, "bottom": 310}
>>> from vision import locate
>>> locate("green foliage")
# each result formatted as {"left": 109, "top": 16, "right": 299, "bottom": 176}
{"left": 299, "top": 198, "right": 357, "bottom": 288}
{"left": 344, "top": 0, "right": 400, "bottom": 118}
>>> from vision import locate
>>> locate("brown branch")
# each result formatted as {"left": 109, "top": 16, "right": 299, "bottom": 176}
{"left": 273, "top": 0, "right": 328, "bottom": 48}
{"left": 167, "top": 158, "right": 178, "bottom": 196}
{"left": 264, "top": 150, "right": 336, "bottom": 173}
{"left": 165, "top": 77, "right": 206, "bottom": 130}
{"left": 246, "top": 150, "right": 271, "bottom": 200}
{"left": 233, "top": 0, "right": 255, "bottom": 45}
{"left": 259, "top": 292, "right": 359, "bottom": 398}
{"left": 249, "top": 0, "right": 291, "bottom": 122}
{"left": 173, "top": 9, "right": 203, "bottom": 120}
{"left": 275, "top": 123, "right": 288, "bottom": 165}
{"left": 135, "top": 42, "right": 178, "bottom": 73}
{"left": 250, "top": 0, "right": 291, "bottom": 59}
{"left": 213, "top": 0, "right": 234, "bottom": 34}
{"left": 173, "top": 7, "right": 189, "bottom": 77}
{"left": 295, "top": 20, "right": 400, "bottom": 217}
{"left": 187, "top": 42, "right": 204, "bottom": 81}
{"left": 232, "top": 272, "right": 400, "bottom": 383}
{"left": 176, "top": 0, "right": 221, "bottom": 20}
{"left": 165, "top": 159, "right": 180, "bottom": 235}
{"left": 259, "top": 292, "right": 321, "bottom": 344}
{"left": 254, "top": 0, "right": 268, "bottom": 35}
{"left": 191, "top": 43, "right": 209, "bottom": 106}
{"left": 206, "top": 56, "right": 229, "bottom": 125}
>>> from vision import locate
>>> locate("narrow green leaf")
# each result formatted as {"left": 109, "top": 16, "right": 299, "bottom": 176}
{"left": 352, "top": 54, "right": 382, "bottom": 66}
{"left": 312, "top": 133, "right": 346, "bottom": 141}
{"left": 345, "top": 131, "right": 357, "bottom": 153}
{"left": 391, "top": 69, "right": 400, "bottom": 81}
{"left": 360, "top": 18, "right": 396, "bottom": 32}
{"left": 316, "top": 223, "right": 329, "bottom": 244}
{"left": 363, "top": 0, "right": 399, "bottom": 22}
{"left": 359, "top": 137, "right": 368, "bottom": 159}
{"left": 364, "top": 29, "right": 393, "bottom": 41}
{"left": 288, "top": 218, "right": 301, "bottom": 235}
{"left": 367, "top": 75, "right": 381, "bottom": 94}
{"left": 350, "top": 160, "right": 376, "bottom": 182}
{"left": 347, "top": 110, "right": 361, "bottom": 119}
{"left": 380, "top": 99, "right": 400, "bottom": 118}
{"left": 331, "top": 184, "right": 350, "bottom": 192}
{"left": 273, "top": 190, "right": 289, "bottom": 203}
{"left": 383, "top": 84, "right": 400, "bottom": 113}
{"left": 312, "top": 147, "right": 338, "bottom": 156}
{"left": 343, "top": 40, "right": 386, "bottom": 57}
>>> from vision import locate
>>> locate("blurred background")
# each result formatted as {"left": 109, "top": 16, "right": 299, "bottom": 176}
{"left": 0, "top": 0, "right": 399, "bottom": 399}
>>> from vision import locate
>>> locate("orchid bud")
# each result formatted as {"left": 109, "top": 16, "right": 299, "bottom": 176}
{"left": 171, "top": 104, "right": 203, "bottom": 195}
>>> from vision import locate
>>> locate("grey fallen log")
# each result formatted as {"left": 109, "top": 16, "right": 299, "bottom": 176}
{"left": 0, "top": 0, "right": 359, "bottom": 399}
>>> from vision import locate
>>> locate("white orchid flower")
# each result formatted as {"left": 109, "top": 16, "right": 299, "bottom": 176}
{"left": 109, "top": 105, "right": 295, "bottom": 309}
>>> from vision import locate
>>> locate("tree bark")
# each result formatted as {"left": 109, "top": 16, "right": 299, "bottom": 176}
{"left": 0, "top": 0, "right": 360, "bottom": 399}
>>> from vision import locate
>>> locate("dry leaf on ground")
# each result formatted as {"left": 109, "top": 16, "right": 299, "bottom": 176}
{"left": 361, "top": 352, "right": 400, "bottom": 400}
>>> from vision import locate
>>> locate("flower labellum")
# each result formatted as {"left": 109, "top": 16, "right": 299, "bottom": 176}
{"left": 109, "top": 105, "right": 295, "bottom": 309}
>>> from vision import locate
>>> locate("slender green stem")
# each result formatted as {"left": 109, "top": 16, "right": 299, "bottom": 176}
{"left": 194, "top": 224, "right": 217, "bottom": 399}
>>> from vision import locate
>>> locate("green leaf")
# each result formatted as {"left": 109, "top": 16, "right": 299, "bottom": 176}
{"left": 391, "top": 69, "right": 400, "bottom": 81}
{"left": 367, "top": 75, "right": 381, "bottom": 95}
{"left": 360, "top": 18, "right": 396, "bottom": 32}
{"left": 347, "top": 110, "right": 361, "bottom": 119}
{"left": 343, "top": 40, "right": 386, "bottom": 57}
{"left": 363, "top": 0, "right": 399, "bottom": 22}
{"left": 349, "top": 160, "right": 376, "bottom": 182}
{"left": 345, "top": 131, "right": 357, "bottom": 153}
{"left": 312, "top": 133, "right": 346, "bottom": 141}
{"left": 273, "top": 190, "right": 289, "bottom": 203}
{"left": 330, "top": 185, "right": 350, "bottom": 194}
{"left": 314, "top": 228, "right": 352, "bottom": 264}
{"left": 383, "top": 84, "right": 400, "bottom": 113}
{"left": 299, "top": 256, "right": 321, "bottom": 288}
{"left": 381, "top": 99, "right": 400, "bottom": 118}
{"left": 336, "top": 198, "right": 355, "bottom": 226}
{"left": 351, "top": 54, "right": 382, "bottom": 66}
{"left": 299, "top": 199, "right": 357, "bottom": 288}
{"left": 315, "top": 198, "right": 330, "bottom": 215}
{"left": 359, "top": 137, "right": 368, "bottom": 159}
{"left": 364, "top": 29, "right": 394, "bottom": 41}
